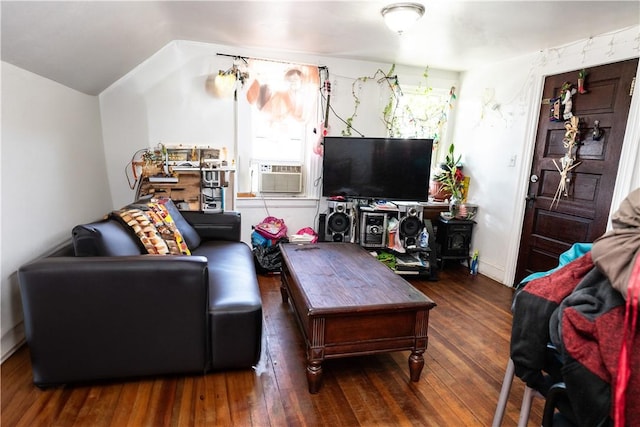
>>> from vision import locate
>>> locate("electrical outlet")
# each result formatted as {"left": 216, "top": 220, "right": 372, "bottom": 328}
{"left": 508, "top": 155, "right": 517, "bottom": 167}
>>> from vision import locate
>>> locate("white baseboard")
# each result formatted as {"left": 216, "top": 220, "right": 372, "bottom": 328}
{"left": 477, "top": 261, "right": 511, "bottom": 287}
{"left": 1, "top": 321, "right": 25, "bottom": 363}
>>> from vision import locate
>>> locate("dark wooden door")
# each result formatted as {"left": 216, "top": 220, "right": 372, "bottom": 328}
{"left": 514, "top": 58, "right": 638, "bottom": 285}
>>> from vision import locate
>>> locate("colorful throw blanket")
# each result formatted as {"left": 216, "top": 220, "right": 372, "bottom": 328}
{"left": 112, "top": 202, "right": 190, "bottom": 255}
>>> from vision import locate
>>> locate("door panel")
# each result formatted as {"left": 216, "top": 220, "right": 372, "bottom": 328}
{"left": 515, "top": 58, "right": 638, "bottom": 284}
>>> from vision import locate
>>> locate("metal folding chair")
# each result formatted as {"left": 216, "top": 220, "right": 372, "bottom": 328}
{"left": 492, "top": 358, "right": 543, "bottom": 427}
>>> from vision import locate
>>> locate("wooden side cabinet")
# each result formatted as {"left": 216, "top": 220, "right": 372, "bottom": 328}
{"left": 435, "top": 218, "right": 475, "bottom": 269}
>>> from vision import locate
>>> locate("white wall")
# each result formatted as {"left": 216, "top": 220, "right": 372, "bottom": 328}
{"left": 450, "top": 26, "right": 640, "bottom": 285}
{"left": 0, "top": 62, "right": 110, "bottom": 361}
{"left": 99, "top": 40, "right": 460, "bottom": 243}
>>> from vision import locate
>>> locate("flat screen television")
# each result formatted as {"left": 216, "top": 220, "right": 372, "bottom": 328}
{"left": 322, "top": 137, "right": 433, "bottom": 201}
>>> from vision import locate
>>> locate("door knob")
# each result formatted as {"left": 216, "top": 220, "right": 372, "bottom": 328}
{"left": 530, "top": 174, "right": 539, "bottom": 183}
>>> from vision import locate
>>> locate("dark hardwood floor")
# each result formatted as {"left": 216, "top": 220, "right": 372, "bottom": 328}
{"left": 1, "top": 263, "right": 543, "bottom": 426}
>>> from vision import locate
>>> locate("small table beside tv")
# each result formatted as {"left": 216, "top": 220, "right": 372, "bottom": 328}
{"left": 436, "top": 217, "right": 475, "bottom": 269}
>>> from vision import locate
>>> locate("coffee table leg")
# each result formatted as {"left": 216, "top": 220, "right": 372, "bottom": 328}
{"left": 408, "top": 350, "right": 425, "bottom": 382}
{"left": 307, "top": 361, "right": 323, "bottom": 393}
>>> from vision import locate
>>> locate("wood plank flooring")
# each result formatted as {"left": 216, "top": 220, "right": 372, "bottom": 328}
{"left": 1, "top": 263, "right": 543, "bottom": 426}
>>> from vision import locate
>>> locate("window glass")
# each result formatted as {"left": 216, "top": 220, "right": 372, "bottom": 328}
{"left": 391, "top": 87, "right": 452, "bottom": 141}
{"left": 251, "top": 113, "right": 305, "bottom": 162}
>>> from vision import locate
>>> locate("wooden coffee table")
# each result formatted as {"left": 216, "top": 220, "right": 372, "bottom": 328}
{"left": 279, "top": 242, "right": 436, "bottom": 393}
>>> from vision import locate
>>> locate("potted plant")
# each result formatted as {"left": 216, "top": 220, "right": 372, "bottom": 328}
{"left": 430, "top": 144, "right": 465, "bottom": 206}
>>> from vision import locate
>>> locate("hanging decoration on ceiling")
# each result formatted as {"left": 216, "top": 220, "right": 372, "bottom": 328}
{"left": 551, "top": 115, "right": 581, "bottom": 209}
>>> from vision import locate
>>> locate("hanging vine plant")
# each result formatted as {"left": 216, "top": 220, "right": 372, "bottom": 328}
{"left": 390, "top": 67, "right": 433, "bottom": 138}
{"left": 341, "top": 65, "right": 433, "bottom": 138}
{"left": 342, "top": 64, "right": 399, "bottom": 136}
{"left": 382, "top": 65, "right": 400, "bottom": 135}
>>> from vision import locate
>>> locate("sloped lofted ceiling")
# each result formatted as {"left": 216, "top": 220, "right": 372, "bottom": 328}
{"left": 2, "top": 1, "right": 639, "bottom": 95}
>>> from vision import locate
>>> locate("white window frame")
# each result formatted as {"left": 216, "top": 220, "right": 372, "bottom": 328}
{"left": 236, "top": 62, "right": 321, "bottom": 199}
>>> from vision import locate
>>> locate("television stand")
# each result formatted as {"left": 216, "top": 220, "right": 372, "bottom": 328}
{"left": 390, "top": 247, "right": 435, "bottom": 279}
{"left": 356, "top": 203, "right": 437, "bottom": 280}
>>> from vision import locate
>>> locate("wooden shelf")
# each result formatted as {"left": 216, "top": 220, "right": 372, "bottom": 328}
{"left": 137, "top": 171, "right": 202, "bottom": 211}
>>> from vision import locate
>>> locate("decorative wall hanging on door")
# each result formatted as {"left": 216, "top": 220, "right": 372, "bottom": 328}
{"left": 549, "top": 81, "right": 578, "bottom": 122}
{"left": 577, "top": 69, "right": 588, "bottom": 94}
{"left": 561, "top": 82, "right": 577, "bottom": 120}
{"left": 551, "top": 115, "right": 581, "bottom": 209}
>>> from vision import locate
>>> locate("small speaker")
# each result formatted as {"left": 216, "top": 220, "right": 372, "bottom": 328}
{"left": 360, "top": 212, "right": 387, "bottom": 248}
{"left": 397, "top": 203, "right": 423, "bottom": 249}
{"left": 326, "top": 201, "right": 353, "bottom": 242}
{"left": 318, "top": 213, "right": 326, "bottom": 242}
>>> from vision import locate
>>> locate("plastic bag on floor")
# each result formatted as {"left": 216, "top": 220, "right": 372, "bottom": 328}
{"left": 253, "top": 237, "right": 288, "bottom": 274}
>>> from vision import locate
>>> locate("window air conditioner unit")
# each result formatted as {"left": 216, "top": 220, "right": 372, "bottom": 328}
{"left": 258, "top": 163, "right": 303, "bottom": 193}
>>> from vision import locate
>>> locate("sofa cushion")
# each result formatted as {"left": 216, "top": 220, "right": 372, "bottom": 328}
{"left": 110, "top": 206, "right": 191, "bottom": 255}
{"left": 130, "top": 198, "right": 201, "bottom": 250}
{"left": 73, "top": 219, "right": 143, "bottom": 256}
{"left": 158, "top": 198, "right": 202, "bottom": 249}
{"left": 192, "top": 241, "right": 261, "bottom": 308}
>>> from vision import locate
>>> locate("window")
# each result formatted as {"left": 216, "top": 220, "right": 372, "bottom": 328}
{"left": 237, "top": 60, "right": 319, "bottom": 196}
{"left": 391, "top": 86, "right": 454, "bottom": 142}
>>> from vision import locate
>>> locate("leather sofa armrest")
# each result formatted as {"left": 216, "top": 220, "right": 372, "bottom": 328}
{"left": 18, "top": 255, "right": 210, "bottom": 386}
{"left": 181, "top": 211, "right": 241, "bottom": 242}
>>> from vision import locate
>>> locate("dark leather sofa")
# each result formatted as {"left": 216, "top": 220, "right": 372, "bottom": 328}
{"left": 18, "top": 199, "right": 262, "bottom": 387}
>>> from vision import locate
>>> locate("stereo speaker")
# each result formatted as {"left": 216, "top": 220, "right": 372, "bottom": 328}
{"left": 397, "top": 203, "right": 423, "bottom": 248}
{"left": 360, "top": 212, "right": 387, "bottom": 248}
{"left": 317, "top": 213, "right": 326, "bottom": 242}
{"left": 325, "top": 201, "right": 353, "bottom": 242}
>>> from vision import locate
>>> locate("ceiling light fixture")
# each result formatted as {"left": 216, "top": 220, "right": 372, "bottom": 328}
{"left": 381, "top": 2, "right": 425, "bottom": 35}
